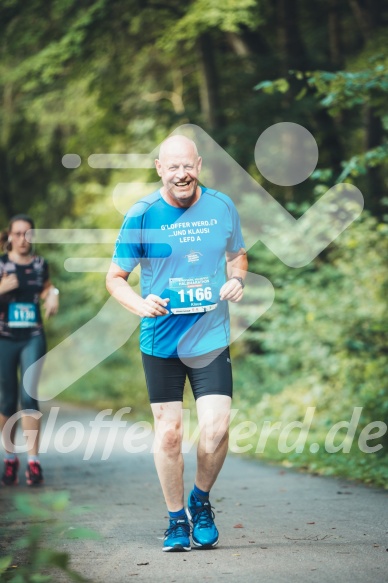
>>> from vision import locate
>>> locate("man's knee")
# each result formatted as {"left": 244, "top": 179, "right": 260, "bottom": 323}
{"left": 157, "top": 425, "right": 182, "bottom": 451}
{"left": 200, "top": 416, "right": 230, "bottom": 452}
{"left": 153, "top": 410, "right": 183, "bottom": 453}
{"left": 206, "top": 422, "right": 230, "bottom": 444}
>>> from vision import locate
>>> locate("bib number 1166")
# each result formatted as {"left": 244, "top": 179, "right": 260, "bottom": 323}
{"left": 178, "top": 286, "right": 212, "bottom": 303}
{"left": 169, "top": 276, "right": 217, "bottom": 314}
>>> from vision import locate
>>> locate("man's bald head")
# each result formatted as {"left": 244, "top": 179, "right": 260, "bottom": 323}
{"left": 155, "top": 135, "right": 202, "bottom": 208}
{"left": 158, "top": 135, "right": 199, "bottom": 164}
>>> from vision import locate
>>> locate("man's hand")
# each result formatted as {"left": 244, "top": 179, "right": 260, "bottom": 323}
{"left": 106, "top": 263, "right": 170, "bottom": 317}
{"left": 0, "top": 273, "right": 19, "bottom": 295}
{"left": 137, "top": 295, "right": 170, "bottom": 317}
{"left": 219, "top": 278, "right": 244, "bottom": 303}
{"left": 223, "top": 248, "right": 247, "bottom": 303}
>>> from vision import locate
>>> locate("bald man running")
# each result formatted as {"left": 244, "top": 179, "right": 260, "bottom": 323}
{"left": 106, "top": 135, "right": 247, "bottom": 552}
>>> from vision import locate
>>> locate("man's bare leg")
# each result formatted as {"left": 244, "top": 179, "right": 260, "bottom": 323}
{"left": 151, "top": 401, "right": 184, "bottom": 511}
{"left": 187, "top": 394, "right": 231, "bottom": 548}
{"left": 195, "top": 394, "right": 231, "bottom": 491}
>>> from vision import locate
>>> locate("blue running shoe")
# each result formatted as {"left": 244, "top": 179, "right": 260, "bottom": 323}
{"left": 163, "top": 518, "right": 191, "bottom": 552}
{"left": 187, "top": 491, "right": 219, "bottom": 549}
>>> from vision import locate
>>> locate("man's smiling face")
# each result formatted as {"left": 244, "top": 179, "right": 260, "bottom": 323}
{"left": 155, "top": 136, "right": 202, "bottom": 208}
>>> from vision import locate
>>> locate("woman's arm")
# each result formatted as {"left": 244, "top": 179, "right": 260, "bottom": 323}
{"left": 41, "top": 280, "right": 59, "bottom": 317}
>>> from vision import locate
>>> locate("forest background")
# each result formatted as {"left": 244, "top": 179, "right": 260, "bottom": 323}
{"left": 0, "top": 0, "right": 387, "bottom": 487}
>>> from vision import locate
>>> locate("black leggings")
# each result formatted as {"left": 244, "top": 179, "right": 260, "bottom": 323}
{"left": 0, "top": 334, "right": 46, "bottom": 416}
{"left": 141, "top": 347, "right": 233, "bottom": 404}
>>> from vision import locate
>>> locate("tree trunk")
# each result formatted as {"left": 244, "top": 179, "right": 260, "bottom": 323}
{"left": 0, "top": 83, "right": 16, "bottom": 219}
{"left": 197, "top": 33, "right": 223, "bottom": 132}
{"left": 276, "top": 0, "right": 306, "bottom": 74}
{"left": 354, "top": 0, "right": 384, "bottom": 218}
{"left": 225, "top": 32, "right": 251, "bottom": 58}
{"left": 364, "top": 106, "right": 384, "bottom": 219}
{"left": 328, "top": 0, "right": 343, "bottom": 68}
{"left": 347, "top": 0, "right": 371, "bottom": 42}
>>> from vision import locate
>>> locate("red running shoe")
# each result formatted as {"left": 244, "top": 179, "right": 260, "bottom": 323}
{"left": 1, "top": 457, "right": 19, "bottom": 486}
{"left": 25, "top": 460, "right": 44, "bottom": 486}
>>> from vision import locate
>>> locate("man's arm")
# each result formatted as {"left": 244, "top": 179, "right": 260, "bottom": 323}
{"left": 219, "top": 248, "right": 248, "bottom": 302}
{"left": 106, "top": 262, "right": 169, "bottom": 318}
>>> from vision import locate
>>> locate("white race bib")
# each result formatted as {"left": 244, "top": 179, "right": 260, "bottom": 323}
{"left": 169, "top": 276, "right": 218, "bottom": 314}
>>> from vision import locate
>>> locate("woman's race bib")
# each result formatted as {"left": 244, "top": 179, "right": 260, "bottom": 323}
{"left": 169, "top": 276, "right": 218, "bottom": 314}
{"left": 8, "top": 302, "right": 38, "bottom": 328}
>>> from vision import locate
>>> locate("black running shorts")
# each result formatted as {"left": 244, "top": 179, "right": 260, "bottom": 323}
{"left": 141, "top": 347, "right": 233, "bottom": 404}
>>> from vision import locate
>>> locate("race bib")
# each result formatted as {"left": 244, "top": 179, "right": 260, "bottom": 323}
{"left": 8, "top": 303, "right": 38, "bottom": 328}
{"left": 169, "top": 276, "right": 218, "bottom": 314}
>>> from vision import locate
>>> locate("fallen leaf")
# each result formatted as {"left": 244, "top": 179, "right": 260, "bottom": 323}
{"left": 307, "top": 522, "right": 315, "bottom": 525}
{"left": 233, "top": 523, "right": 244, "bottom": 528}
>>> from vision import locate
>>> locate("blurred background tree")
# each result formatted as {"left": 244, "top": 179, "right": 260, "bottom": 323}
{"left": 0, "top": 0, "right": 387, "bottom": 485}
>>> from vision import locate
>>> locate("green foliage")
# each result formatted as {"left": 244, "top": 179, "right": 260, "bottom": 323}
{"left": 255, "top": 55, "right": 388, "bottom": 114}
{"left": 5, "top": 4, "right": 102, "bottom": 89}
{"left": 0, "top": 491, "right": 99, "bottom": 582}
{"left": 254, "top": 78, "right": 290, "bottom": 94}
{"left": 336, "top": 144, "right": 388, "bottom": 182}
{"left": 233, "top": 212, "right": 388, "bottom": 486}
{"left": 255, "top": 55, "right": 388, "bottom": 192}
{"left": 303, "top": 58, "right": 388, "bottom": 114}
{"left": 157, "top": 0, "right": 261, "bottom": 51}
{"left": 1, "top": 0, "right": 387, "bottom": 489}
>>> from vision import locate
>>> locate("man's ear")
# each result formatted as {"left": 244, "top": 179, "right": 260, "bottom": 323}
{"left": 155, "top": 159, "right": 162, "bottom": 177}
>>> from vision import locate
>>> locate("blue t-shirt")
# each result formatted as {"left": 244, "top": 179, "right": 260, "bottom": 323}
{"left": 112, "top": 188, "right": 245, "bottom": 358}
